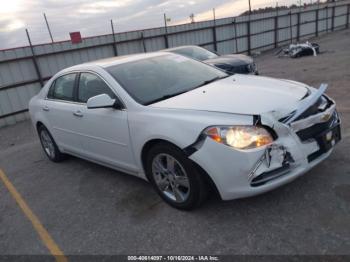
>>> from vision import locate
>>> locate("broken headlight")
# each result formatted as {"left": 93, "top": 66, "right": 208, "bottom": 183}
{"left": 204, "top": 126, "right": 273, "bottom": 149}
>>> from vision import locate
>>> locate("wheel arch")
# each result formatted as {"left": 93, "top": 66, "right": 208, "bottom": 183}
{"left": 140, "top": 138, "right": 221, "bottom": 199}
{"left": 35, "top": 121, "right": 55, "bottom": 142}
{"left": 140, "top": 139, "right": 174, "bottom": 180}
{"left": 36, "top": 121, "right": 45, "bottom": 131}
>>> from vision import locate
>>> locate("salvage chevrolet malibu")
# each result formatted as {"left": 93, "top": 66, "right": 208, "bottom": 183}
{"left": 29, "top": 52, "right": 341, "bottom": 210}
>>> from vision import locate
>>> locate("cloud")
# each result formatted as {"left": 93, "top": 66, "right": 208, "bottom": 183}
{"left": 78, "top": 0, "right": 134, "bottom": 14}
{"left": 0, "top": 0, "right": 299, "bottom": 50}
{"left": 0, "top": 20, "right": 25, "bottom": 32}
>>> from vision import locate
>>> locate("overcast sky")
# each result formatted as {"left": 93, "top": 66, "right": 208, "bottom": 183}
{"left": 0, "top": 0, "right": 304, "bottom": 49}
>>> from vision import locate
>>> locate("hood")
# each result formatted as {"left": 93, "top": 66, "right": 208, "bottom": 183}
{"left": 204, "top": 54, "right": 253, "bottom": 66}
{"left": 150, "top": 75, "right": 309, "bottom": 115}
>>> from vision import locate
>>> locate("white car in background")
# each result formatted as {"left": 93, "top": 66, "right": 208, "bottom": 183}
{"left": 29, "top": 52, "right": 341, "bottom": 210}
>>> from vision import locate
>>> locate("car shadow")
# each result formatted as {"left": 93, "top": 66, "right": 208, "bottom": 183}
{"left": 63, "top": 152, "right": 329, "bottom": 217}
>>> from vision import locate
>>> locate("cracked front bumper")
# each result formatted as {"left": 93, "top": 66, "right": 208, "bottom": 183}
{"left": 189, "top": 105, "right": 341, "bottom": 201}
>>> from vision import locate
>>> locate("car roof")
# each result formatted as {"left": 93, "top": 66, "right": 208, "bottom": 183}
{"left": 63, "top": 51, "right": 170, "bottom": 72}
{"left": 163, "top": 45, "right": 200, "bottom": 52}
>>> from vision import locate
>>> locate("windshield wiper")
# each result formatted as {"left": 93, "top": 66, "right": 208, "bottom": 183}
{"left": 193, "top": 75, "right": 229, "bottom": 89}
{"left": 145, "top": 90, "right": 189, "bottom": 105}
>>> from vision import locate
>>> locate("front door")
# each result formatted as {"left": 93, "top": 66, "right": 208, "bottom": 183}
{"left": 74, "top": 72, "right": 137, "bottom": 173}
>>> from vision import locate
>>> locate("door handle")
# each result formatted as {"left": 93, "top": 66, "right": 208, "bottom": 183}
{"left": 42, "top": 106, "right": 50, "bottom": 112}
{"left": 73, "top": 110, "right": 83, "bottom": 117}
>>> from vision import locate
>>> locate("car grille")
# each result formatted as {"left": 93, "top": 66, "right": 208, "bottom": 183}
{"left": 296, "top": 110, "right": 339, "bottom": 142}
{"left": 294, "top": 96, "right": 341, "bottom": 162}
{"left": 294, "top": 95, "right": 329, "bottom": 121}
{"left": 279, "top": 95, "right": 340, "bottom": 162}
{"left": 296, "top": 110, "right": 340, "bottom": 162}
{"left": 279, "top": 95, "right": 329, "bottom": 123}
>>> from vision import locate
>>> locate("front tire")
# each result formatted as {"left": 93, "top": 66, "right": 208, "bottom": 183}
{"left": 146, "top": 142, "right": 208, "bottom": 210}
{"left": 38, "top": 125, "right": 66, "bottom": 162}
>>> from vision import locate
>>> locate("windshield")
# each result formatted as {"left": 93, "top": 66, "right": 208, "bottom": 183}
{"left": 170, "top": 46, "right": 218, "bottom": 61}
{"left": 107, "top": 54, "right": 227, "bottom": 105}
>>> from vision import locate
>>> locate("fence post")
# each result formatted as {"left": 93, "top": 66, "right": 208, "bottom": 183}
{"left": 141, "top": 32, "right": 147, "bottom": 53}
{"left": 26, "top": 29, "right": 43, "bottom": 87}
{"left": 274, "top": 15, "right": 278, "bottom": 48}
{"left": 233, "top": 18, "right": 238, "bottom": 53}
{"left": 296, "top": 12, "right": 300, "bottom": 42}
{"left": 346, "top": 4, "right": 350, "bottom": 29}
{"left": 315, "top": 9, "right": 319, "bottom": 37}
{"left": 163, "top": 13, "right": 169, "bottom": 48}
{"left": 326, "top": 6, "right": 329, "bottom": 33}
{"left": 247, "top": 17, "right": 251, "bottom": 55}
{"left": 110, "top": 20, "right": 118, "bottom": 56}
{"left": 289, "top": 11, "right": 293, "bottom": 43}
{"left": 212, "top": 8, "right": 218, "bottom": 52}
{"left": 331, "top": 5, "right": 335, "bottom": 31}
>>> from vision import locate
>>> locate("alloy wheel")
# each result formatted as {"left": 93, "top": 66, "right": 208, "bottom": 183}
{"left": 151, "top": 153, "right": 190, "bottom": 203}
{"left": 40, "top": 130, "right": 55, "bottom": 159}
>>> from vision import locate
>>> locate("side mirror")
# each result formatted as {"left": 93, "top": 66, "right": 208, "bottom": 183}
{"left": 87, "top": 94, "right": 121, "bottom": 109}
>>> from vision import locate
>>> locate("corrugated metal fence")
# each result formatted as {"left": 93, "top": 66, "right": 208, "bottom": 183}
{"left": 0, "top": 1, "right": 349, "bottom": 128}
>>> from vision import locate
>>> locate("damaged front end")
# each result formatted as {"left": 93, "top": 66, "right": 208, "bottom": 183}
{"left": 189, "top": 83, "right": 341, "bottom": 200}
{"left": 248, "top": 144, "right": 294, "bottom": 187}
{"left": 248, "top": 83, "right": 341, "bottom": 188}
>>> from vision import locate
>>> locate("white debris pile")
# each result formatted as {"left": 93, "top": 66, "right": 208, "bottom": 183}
{"left": 277, "top": 41, "right": 320, "bottom": 58}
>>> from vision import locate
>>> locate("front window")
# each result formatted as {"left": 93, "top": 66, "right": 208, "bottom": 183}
{"left": 171, "top": 46, "right": 218, "bottom": 61}
{"left": 106, "top": 54, "right": 227, "bottom": 105}
{"left": 77, "top": 73, "right": 116, "bottom": 103}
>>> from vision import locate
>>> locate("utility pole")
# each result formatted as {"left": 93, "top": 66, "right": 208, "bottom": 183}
{"left": 248, "top": 0, "right": 252, "bottom": 14}
{"left": 43, "top": 13, "right": 54, "bottom": 43}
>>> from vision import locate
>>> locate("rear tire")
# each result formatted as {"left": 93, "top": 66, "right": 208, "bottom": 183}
{"left": 38, "top": 125, "right": 66, "bottom": 162}
{"left": 145, "top": 142, "right": 208, "bottom": 210}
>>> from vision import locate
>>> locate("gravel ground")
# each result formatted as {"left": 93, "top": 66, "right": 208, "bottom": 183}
{"left": 0, "top": 29, "right": 349, "bottom": 257}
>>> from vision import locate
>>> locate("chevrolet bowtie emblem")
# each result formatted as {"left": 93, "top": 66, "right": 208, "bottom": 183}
{"left": 322, "top": 113, "right": 331, "bottom": 121}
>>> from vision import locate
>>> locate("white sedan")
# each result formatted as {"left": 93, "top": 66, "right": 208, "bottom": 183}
{"left": 29, "top": 52, "right": 341, "bottom": 210}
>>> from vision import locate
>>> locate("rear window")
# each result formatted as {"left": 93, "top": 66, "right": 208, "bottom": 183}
{"left": 171, "top": 46, "right": 218, "bottom": 61}
{"left": 48, "top": 74, "right": 76, "bottom": 101}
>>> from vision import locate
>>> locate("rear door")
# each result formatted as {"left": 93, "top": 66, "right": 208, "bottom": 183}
{"left": 44, "top": 73, "right": 85, "bottom": 154}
